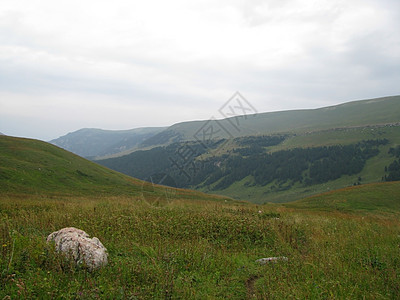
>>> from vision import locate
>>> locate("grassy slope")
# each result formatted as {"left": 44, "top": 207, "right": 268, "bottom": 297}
{"left": 0, "top": 136, "right": 229, "bottom": 203}
{"left": 1, "top": 189, "right": 400, "bottom": 298}
{"left": 237, "top": 95, "right": 400, "bottom": 135}
{"left": 286, "top": 181, "right": 400, "bottom": 213}
{"left": 0, "top": 135, "right": 145, "bottom": 196}
{"left": 144, "top": 95, "right": 400, "bottom": 147}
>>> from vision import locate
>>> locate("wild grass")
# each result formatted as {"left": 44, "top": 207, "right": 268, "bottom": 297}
{"left": 1, "top": 194, "right": 399, "bottom": 299}
{"left": 288, "top": 181, "right": 400, "bottom": 213}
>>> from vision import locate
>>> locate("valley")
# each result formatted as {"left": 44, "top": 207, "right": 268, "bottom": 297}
{"left": 1, "top": 95, "right": 400, "bottom": 298}
{"left": 96, "top": 118, "right": 400, "bottom": 203}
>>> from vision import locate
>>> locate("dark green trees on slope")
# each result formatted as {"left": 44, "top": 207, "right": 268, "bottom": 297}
{"left": 385, "top": 146, "right": 400, "bottom": 181}
{"left": 98, "top": 137, "right": 389, "bottom": 194}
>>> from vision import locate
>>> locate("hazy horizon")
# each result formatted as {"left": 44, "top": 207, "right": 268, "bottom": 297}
{"left": 1, "top": 0, "right": 399, "bottom": 141}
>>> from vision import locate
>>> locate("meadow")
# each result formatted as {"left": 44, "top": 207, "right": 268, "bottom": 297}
{"left": 1, "top": 192, "right": 399, "bottom": 299}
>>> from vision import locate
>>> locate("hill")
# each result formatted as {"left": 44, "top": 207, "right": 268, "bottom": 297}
{"left": 0, "top": 135, "right": 144, "bottom": 196}
{"left": 286, "top": 181, "right": 400, "bottom": 213}
{"left": 50, "top": 127, "right": 165, "bottom": 158}
{"left": 0, "top": 135, "right": 228, "bottom": 203}
{"left": 141, "top": 95, "right": 400, "bottom": 148}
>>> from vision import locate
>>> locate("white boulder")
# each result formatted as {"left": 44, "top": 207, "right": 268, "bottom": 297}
{"left": 47, "top": 227, "right": 108, "bottom": 271}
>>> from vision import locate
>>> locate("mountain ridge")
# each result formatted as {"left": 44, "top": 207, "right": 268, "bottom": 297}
{"left": 50, "top": 127, "right": 165, "bottom": 158}
{"left": 50, "top": 95, "right": 400, "bottom": 158}
{"left": 141, "top": 95, "right": 400, "bottom": 148}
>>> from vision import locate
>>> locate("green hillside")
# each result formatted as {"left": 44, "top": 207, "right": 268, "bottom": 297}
{"left": 141, "top": 95, "right": 400, "bottom": 148}
{"left": 286, "top": 181, "right": 400, "bottom": 213}
{"left": 0, "top": 135, "right": 140, "bottom": 196}
{"left": 0, "top": 136, "right": 228, "bottom": 203}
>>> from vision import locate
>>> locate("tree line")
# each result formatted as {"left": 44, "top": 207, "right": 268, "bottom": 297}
{"left": 385, "top": 146, "right": 400, "bottom": 181}
{"left": 206, "top": 140, "right": 387, "bottom": 190}
{"left": 98, "top": 137, "right": 389, "bottom": 190}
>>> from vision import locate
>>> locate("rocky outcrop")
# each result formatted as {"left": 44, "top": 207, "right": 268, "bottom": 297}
{"left": 47, "top": 227, "right": 108, "bottom": 271}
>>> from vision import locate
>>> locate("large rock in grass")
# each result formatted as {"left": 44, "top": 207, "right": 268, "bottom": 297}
{"left": 256, "top": 256, "right": 288, "bottom": 265}
{"left": 47, "top": 227, "right": 108, "bottom": 271}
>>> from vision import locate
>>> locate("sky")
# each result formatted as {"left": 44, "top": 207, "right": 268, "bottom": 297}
{"left": 1, "top": 0, "right": 399, "bottom": 141}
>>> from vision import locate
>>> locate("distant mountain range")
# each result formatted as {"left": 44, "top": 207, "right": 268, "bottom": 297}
{"left": 50, "top": 127, "right": 165, "bottom": 158}
{"left": 51, "top": 95, "right": 400, "bottom": 159}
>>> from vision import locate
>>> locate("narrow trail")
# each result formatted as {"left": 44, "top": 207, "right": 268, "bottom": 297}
{"left": 246, "top": 275, "right": 260, "bottom": 299}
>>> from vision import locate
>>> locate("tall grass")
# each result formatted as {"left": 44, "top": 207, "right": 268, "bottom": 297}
{"left": 1, "top": 195, "right": 399, "bottom": 299}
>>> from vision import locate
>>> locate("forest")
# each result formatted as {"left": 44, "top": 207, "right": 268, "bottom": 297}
{"left": 385, "top": 146, "right": 400, "bottom": 181}
{"left": 98, "top": 136, "right": 389, "bottom": 191}
{"left": 203, "top": 139, "right": 387, "bottom": 190}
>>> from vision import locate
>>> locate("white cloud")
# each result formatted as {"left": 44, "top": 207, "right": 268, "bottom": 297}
{"left": 0, "top": 0, "right": 399, "bottom": 140}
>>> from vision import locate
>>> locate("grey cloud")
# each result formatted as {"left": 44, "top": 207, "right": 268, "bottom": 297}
{"left": 1, "top": 0, "right": 399, "bottom": 140}
{"left": 351, "top": 38, "right": 398, "bottom": 78}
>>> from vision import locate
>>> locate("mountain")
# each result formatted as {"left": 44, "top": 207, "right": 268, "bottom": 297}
{"left": 51, "top": 96, "right": 399, "bottom": 158}
{"left": 96, "top": 96, "right": 400, "bottom": 203}
{"left": 141, "top": 95, "right": 400, "bottom": 148}
{"left": 50, "top": 127, "right": 165, "bottom": 158}
{"left": 0, "top": 135, "right": 228, "bottom": 204}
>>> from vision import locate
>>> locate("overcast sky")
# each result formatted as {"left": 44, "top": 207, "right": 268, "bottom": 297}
{"left": 1, "top": 0, "right": 399, "bottom": 140}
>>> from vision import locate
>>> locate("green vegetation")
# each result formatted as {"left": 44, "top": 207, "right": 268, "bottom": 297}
{"left": 0, "top": 136, "right": 224, "bottom": 204}
{"left": 210, "top": 139, "right": 387, "bottom": 189}
{"left": 1, "top": 135, "right": 400, "bottom": 298}
{"left": 385, "top": 146, "right": 400, "bottom": 181}
{"left": 1, "top": 191, "right": 400, "bottom": 298}
{"left": 287, "top": 181, "right": 400, "bottom": 213}
{"left": 214, "top": 126, "right": 400, "bottom": 203}
{"left": 0, "top": 135, "right": 144, "bottom": 196}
